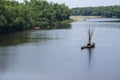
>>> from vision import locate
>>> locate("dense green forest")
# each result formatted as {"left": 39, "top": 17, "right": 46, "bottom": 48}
{"left": 0, "top": 0, "right": 71, "bottom": 34}
{"left": 71, "top": 5, "right": 120, "bottom": 18}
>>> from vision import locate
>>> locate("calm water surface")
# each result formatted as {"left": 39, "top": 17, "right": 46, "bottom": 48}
{"left": 0, "top": 18, "right": 120, "bottom": 80}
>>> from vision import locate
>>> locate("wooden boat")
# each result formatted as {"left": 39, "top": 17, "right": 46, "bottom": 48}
{"left": 81, "top": 27, "right": 95, "bottom": 50}
{"left": 81, "top": 43, "right": 95, "bottom": 49}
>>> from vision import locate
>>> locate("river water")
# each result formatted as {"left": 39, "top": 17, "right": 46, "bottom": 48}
{"left": 0, "top": 18, "right": 120, "bottom": 80}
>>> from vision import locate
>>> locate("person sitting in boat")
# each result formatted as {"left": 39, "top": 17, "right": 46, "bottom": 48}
{"left": 87, "top": 43, "right": 91, "bottom": 47}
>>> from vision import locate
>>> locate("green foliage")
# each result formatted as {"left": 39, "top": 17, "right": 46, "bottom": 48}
{"left": 71, "top": 5, "right": 120, "bottom": 18}
{"left": 0, "top": 0, "right": 71, "bottom": 34}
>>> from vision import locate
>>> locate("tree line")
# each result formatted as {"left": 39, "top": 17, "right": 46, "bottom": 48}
{"left": 71, "top": 5, "right": 120, "bottom": 18}
{"left": 0, "top": 0, "right": 71, "bottom": 34}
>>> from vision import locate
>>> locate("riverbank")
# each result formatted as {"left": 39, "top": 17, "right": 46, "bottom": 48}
{"left": 0, "top": 0, "right": 71, "bottom": 35}
{"left": 70, "top": 16, "right": 101, "bottom": 21}
{"left": 34, "top": 19, "right": 73, "bottom": 30}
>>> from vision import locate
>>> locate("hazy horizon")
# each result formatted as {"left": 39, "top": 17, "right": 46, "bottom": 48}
{"left": 18, "top": 0, "right": 120, "bottom": 8}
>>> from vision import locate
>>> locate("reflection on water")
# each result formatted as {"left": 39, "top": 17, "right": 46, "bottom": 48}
{"left": 0, "top": 31, "right": 50, "bottom": 46}
{"left": 87, "top": 48, "right": 95, "bottom": 70}
{"left": 0, "top": 47, "right": 17, "bottom": 73}
{"left": 0, "top": 24, "right": 71, "bottom": 47}
{"left": 55, "top": 23, "right": 71, "bottom": 29}
{"left": 0, "top": 48, "right": 8, "bottom": 72}
{"left": 88, "top": 48, "right": 92, "bottom": 69}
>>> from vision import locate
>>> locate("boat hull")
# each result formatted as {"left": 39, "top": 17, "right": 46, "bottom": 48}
{"left": 81, "top": 43, "right": 95, "bottom": 49}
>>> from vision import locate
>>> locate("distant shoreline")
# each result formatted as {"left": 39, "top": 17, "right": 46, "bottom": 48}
{"left": 70, "top": 16, "right": 101, "bottom": 21}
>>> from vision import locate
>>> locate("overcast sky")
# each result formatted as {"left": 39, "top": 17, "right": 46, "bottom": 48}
{"left": 18, "top": 0, "right": 120, "bottom": 8}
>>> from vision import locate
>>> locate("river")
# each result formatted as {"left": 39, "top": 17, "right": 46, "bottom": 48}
{"left": 0, "top": 18, "right": 120, "bottom": 80}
